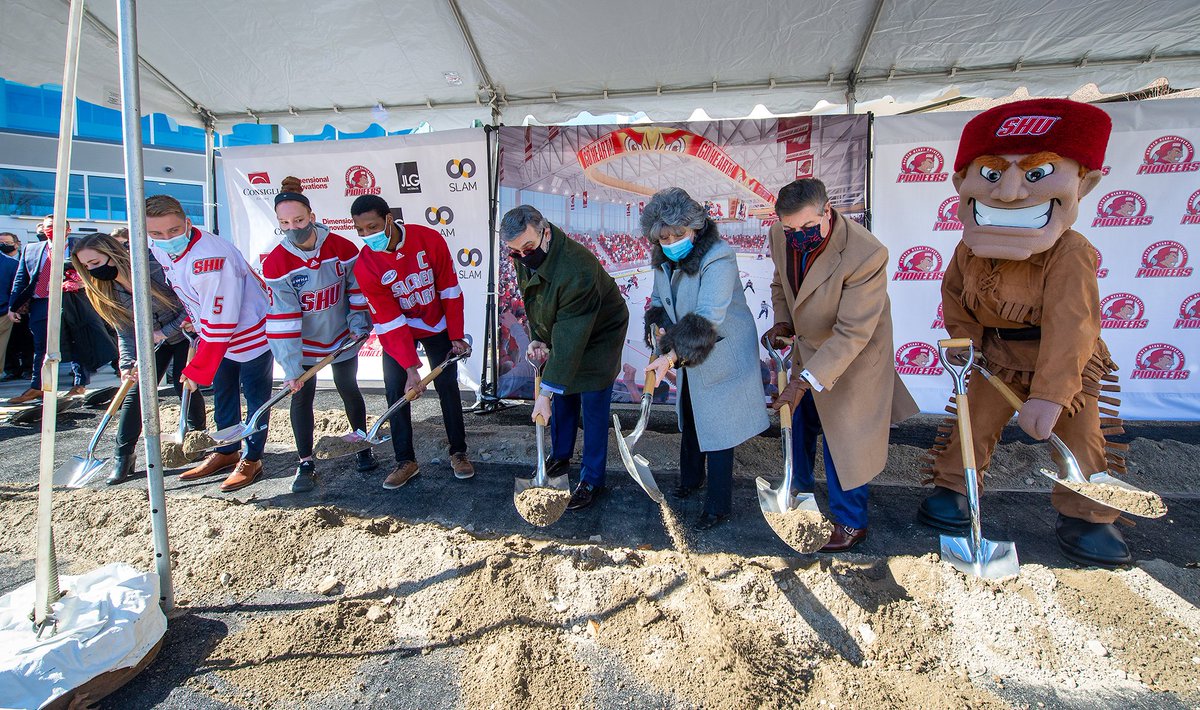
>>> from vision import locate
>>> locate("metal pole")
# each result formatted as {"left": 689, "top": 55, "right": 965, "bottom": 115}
{"left": 32, "top": 0, "right": 85, "bottom": 636}
{"left": 117, "top": 0, "right": 174, "bottom": 611}
{"left": 204, "top": 120, "right": 217, "bottom": 232}
{"left": 472, "top": 123, "right": 506, "bottom": 414}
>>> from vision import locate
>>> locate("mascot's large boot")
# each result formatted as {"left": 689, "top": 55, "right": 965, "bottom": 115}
{"left": 917, "top": 486, "right": 970, "bottom": 532}
{"left": 1055, "top": 514, "right": 1132, "bottom": 568}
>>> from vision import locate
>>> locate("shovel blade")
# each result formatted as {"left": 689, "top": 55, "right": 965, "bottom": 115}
{"left": 755, "top": 476, "right": 822, "bottom": 516}
{"left": 206, "top": 421, "right": 266, "bottom": 448}
{"left": 940, "top": 534, "right": 1020, "bottom": 580}
{"left": 1036, "top": 468, "right": 1167, "bottom": 519}
{"left": 53, "top": 456, "right": 110, "bottom": 488}
{"left": 614, "top": 415, "right": 662, "bottom": 503}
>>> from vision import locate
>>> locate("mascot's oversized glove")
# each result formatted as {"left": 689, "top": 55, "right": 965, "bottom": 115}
{"left": 1018, "top": 398, "right": 1062, "bottom": 441}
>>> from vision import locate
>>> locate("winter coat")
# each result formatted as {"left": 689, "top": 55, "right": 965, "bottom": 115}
{"left": 110, "top": 260, "right": 190, "bottom": 371}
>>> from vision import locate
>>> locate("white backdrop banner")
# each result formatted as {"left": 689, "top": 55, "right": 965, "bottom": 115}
{"left": 220, "top": 130, "right": 490, "bottom": 387}
{"left": 874, "top": 99, "right": 1200, "bottom": 420}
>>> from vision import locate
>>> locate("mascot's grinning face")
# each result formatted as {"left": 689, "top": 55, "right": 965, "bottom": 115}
{"left": 954, "top": 150, "right": 1102, "bottom": 260}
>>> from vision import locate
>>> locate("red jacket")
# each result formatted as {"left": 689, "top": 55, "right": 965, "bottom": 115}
{"left": 353, "top": 223, "right": 464, "bottom": 369}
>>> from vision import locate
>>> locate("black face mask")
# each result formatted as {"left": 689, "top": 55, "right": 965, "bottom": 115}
{"left": 512, "top": 231, "right": 549, "bottom": 270}
{"left": 87, "top": 262, "right": 119, "bottom": 281}
{"left": 0, "top": 243, "right": 15, "bottom": 255}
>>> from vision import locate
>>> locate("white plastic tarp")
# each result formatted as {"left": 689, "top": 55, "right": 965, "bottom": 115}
{"left": 2, "top": 0, "right": 1199, "bottom": 132}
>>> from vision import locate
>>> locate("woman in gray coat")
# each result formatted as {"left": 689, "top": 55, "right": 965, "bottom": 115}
{"left": 643, "top": 188, "right": 769, "bottom": 530}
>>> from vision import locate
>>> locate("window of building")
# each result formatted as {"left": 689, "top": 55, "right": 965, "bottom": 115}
{"left": 0, "top": 168, "right": 85, "bottom": 218}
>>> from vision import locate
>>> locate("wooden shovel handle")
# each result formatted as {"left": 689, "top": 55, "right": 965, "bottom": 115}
{"left": 401, "top": 357, "right": 452, "bottom": 402}
{"left": 105, "top": 377, "right": 137, "bottom": 417}
{"left": 980, "top": 372, "right": 1027, "bottom": 412}
{"left": 534, "top": 414, "right": 547, "bottom": 426}
{"left": 778, "top": 402, "right": 792, "bottom": 431}
{"left": 295, "top": 336, "right": 367, "bottom": 387}
{"left": 939, "top": 337, "right": 973, "bottom": 349}
{"left": 956, "top": 392, "right": 976, "bottom": 470}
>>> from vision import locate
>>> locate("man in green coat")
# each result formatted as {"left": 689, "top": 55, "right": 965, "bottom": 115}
{"left": 501, "top": 205, "right": 629, "bottom": 510}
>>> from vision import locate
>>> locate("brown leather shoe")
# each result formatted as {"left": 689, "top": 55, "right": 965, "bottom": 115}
{"left": 7, "top": 388, "right": 40, "bottom": 405}
{"left": 383, "top": 461, "right": 420, "bottom": 489}
{"left": 179, "top": 451, "right": 239, "bottom": 481}
{"left": 66, "top": 385, "right": 87, "bottom": 398}
{"left": 450, "top": 453, "right": 474, "bottom": 480}
{"left": 819, "top": 524, "right": 867, "bottom": 552}
{"left": 219, "top": 459, "right": 263, "bottom": 492}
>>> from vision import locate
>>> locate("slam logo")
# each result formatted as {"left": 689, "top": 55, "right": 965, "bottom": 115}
{"left": 933, "top": 197, "right": 963, "bottom": 231}
{"left": 893, "top": 246, "right": 944, "bottom": 281}
{"left": 1094, "top": 247, "right": 1109, "bottom": 279}
{"left": 1175, "top": 293, "right": 1200, "bottom": 329}
{"left": 994, "top": 114, "right": 1061, "bottom": 137}
{"left": 425, "top": 206, "right": 454, "bottom": 226}
{"left": 447, "top": 158, "right": 479, "bottom": 193}
{"left": 1092, "top": 190, "right": 1153, "bottom": 227}
{"left": 1131, "top": 343, "right": 1189, "bottom": 381}
{"left": 192, "top": 257, "right": 225, "bottom": 275}
{"left": 1099, "top": 293, "right": 1148, "bottom": 329}
{"left": 1181, "top": 188, "right": 1200, "bottom": 226}
{"left": 344, "top": 165, "right": 381, "bottom": 197}
{"left": 394, "top": 161, "right": 422, "bottom": 194}
{"left": 931, "top": 302, "right": 945, "bottom": 330}
{"left": 895, "top": 342, "right": 943, "bottom": 376}
{"left": 897, "top": 147, "right": 948, "bottom": 183}
{"left": 248, "top": 172, "right": 271, "bottom": 185}
{"left": 1135, "top": 240, "right": 1192, "bottom": 278}
{"left": 1137, "top": 135, "right": 1200, "bottom": 175}
{"left": 456, "top": 247, "right": 484, "bottom": 280}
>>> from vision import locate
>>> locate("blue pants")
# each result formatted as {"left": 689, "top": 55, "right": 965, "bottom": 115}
{"left": 211, "top": 349, "right": 274, "bottom": 461}
{"left": 551, "top": 384, "right": 615, "bottom": 487}
{"left": 791, "top": 391, "right": 869, "bottom": 529}
{"left": 28, "top": 298, "right": 48, "bottom": 390}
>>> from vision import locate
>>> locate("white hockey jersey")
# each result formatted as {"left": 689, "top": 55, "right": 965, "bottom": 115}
{"left": 150, "top": 227, "right": 270, "bottom": 386}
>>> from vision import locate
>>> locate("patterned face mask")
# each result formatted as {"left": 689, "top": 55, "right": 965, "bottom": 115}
{"left": 783, "top": 221, "right": 824, "bottom": 252}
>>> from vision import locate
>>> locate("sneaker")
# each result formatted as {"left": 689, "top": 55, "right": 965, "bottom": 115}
{"left": 383, "top": 461, "right": 420, "bottom": 490}
{"left": 6, "top": 388, "right": 40, "bottom": 405}
{"left": 450, "top": 453, "right": 474, "bottom": 480}
{"left": 291, "top": 460, "right": 317, "bottom": 493}
{"left": 356, "top": 448, "right": 379, "bottom": 472}
{"left": 219, "top": 459, "right": 263, "bottom": 492}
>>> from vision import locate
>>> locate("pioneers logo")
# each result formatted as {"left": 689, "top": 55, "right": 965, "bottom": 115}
{"left": 1099, "top": 293, "right": 1149, "bottom": 329}
{"left": 425, "top": 206, "right": 454, "bottom": 226}
{"left": 933, "top": 197, "right": 963, "bottom": 231}
{"left": 1175, "top": 293, "right": 1200, "bottom": 329}
{"left": 1094, "top": 247, "right": 1109, "bottom": 279}
{"left": 931, "top": 302, "right": 945, "bottom": 329}
{"left": 897, "top": 147, "right": 948, "bottom": 183}
{"left": 1181, "top": 188, "right": 1200, "bottom": 226}
{"left": 1135, "top": 240, "right": 1192, "bottom": 278}
{"left": 895, "top": 342, "right": 944, "bottom": 376}
{"left": 394, "top": 161, "right": 422, "bottom": 194}
{"left": 1092, "top": 190, "right": 1153, "bottom": 227}
{"left": 893, "top": 246, "right": 944, "bottom": 281}
{"left": 344, "top": 165, "right": 381, "bottom": 197}
{"left": 1137, "top": 135, "right": 1200, "bottom": 175}
{"left": 1131, "top": 343, "right": 1190, "bottom": 381}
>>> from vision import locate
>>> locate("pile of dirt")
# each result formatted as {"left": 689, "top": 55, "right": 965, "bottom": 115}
{"left": 161, "top": 431, "right": 217, "bottom": 469}
{"left": 763, "top": 508, "right": 834, "bottom": 553}
{"left": 513, "top": 487, "right": 571, "bottom": 527}
{"left": 3, "top": 486, "right": 1196, "bottom": 708}
{"left": 1055, "top": 473, "right": 1169, "bottom": 518}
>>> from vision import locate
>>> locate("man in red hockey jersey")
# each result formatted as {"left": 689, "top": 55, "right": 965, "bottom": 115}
{"left": 350, "top": 195, "right": 472, "bottom": 488}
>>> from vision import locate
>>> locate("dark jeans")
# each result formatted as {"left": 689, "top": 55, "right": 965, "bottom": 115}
{"left": 290, "top": 357, "right": 366, "bottom": 459}
{"left": 551, "top": 382, "right": 615, "bottom": 488}
{"left": 381, "top": 331, "right": 466, "bottom": 462}
{"left": 5, "top": 317, "right": 34, "bottom": 376}
{"left": 114, "top": 338, "right": 207, "bottom": 458}
{"left": 791, "top": 390, "right": 869, "bottom": 529}
{"left": 28, "top": 298, "right": 47, "bottom": 389}
{"left": 211, "top": 349, "right": 274, "bottom": 461}
{"left": 679, "top": 372, "right": 734, "bottom": 516}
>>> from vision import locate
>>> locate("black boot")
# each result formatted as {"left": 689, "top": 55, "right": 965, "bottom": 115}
{"left": 356, "top": 448, "right": 379, "bottom": 472}
{"left": 291, "top": 460, "right": 318, "bottom": 493}
{"left": 1056, "top": 515, "right": 1132, "bottom": 568}
{"left": 107, "top": 454, "right": 135, "bottom": 485}
{"left": 917, "top": 486, "right": 970, "bottom": 531}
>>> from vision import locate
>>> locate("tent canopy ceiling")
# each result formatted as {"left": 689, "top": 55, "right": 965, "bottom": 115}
{"left": 3, "top": 0, "right": 1200, "bottom": 132}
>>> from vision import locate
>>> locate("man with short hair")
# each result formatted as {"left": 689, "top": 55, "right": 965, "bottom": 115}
{"left": 501, "top": 205, "right": 629, "bottom": 510}
{"left": 145, "top": 194, "right": 274, "bottom": 492}
{"left": 764, "top": 179, "right": 917, "bottom": 551}
{"left": 0, "top": 232, "right": 19, "bottom": 376}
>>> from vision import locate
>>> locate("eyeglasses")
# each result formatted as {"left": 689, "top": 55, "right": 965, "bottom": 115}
{"left": 509, "top": 229, "right": 547, "bottom": 258}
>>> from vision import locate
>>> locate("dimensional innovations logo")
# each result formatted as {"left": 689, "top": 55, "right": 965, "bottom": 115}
{"left": 1099, "top": 293, "right": 1149, "bottom": 329}
{"left": 1175, "top": 293, "right": 1200, "bottom": 329}
{"left": 894, "top": 342, "right": 944, "bottom": 376}
{"left": 1131, "top": 343, "right": 1189, "bottom": 380}
{"left": 931, "top": 302, "right": 945, "bottom": 329}
{"left": 1137, "top": 135, "right": 1200, "bottom": 175}
{"left": 893, "top": 246, "right": 944, "bottom": 281}
{"left": 1135, "top": 240, "right": 1192, "bottom": 278}
{"left": 933, "top": 197, "right": 964, "bottom": 231}
{"left": 1094, "top": 247, "right": 1109, "bottom": 279}
{"left": 1092, "top": 190, "right": 1154, "bottom": 228}
{"left": 344, "top": 165, "right": 381, "bottom": 197}
{"left": 425, "top": 206, "right": 454, "bottom": 226}
{"left": 897, "top": 147, "right": 948, "bottom": 183}
{"left": 395, "top": 161, "right": 422, "bottom": 194}
{"left": 1181, "top": 188, "right": 1200, "bottom": 226}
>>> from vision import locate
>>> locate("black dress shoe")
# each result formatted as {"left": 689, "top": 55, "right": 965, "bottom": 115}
{"left": 1056, "top": 514, "right": 1132, "bottom": 568}
{"left": 356, "top": 448, "right": 379, "bottom": 472}
{"left": 567, "top": 481, "right": 603, "bottom": 510}
{"left": 106, "top": 454, "right": 135, "bottom": 485}
{"left": 693, "top": 512, "right": 729, "bottom": 531}
{"left": 673, "top": 475, "right": 706, "bottom": 499}
{"left": 917, "top": 486, "right": 970, "bottom": 532}
{"left": 545, "top": 457, "right": 570, "bottom": 477}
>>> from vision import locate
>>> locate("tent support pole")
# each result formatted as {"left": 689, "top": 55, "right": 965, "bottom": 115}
{"left": 471, "top": 123, "right": 511, "bottom": 415}
{"left": 204, "top": 119, "right": 217, "bottom": 232}
{"left": 117, "top": 0, "right": 174, "bottom": 612}
{"left": 32, "top": 0, "right": 85, "bottom": 636}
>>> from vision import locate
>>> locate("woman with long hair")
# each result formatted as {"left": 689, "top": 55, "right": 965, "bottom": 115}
{"left": 71, "top": 233, "right": 206, "bottom": 483}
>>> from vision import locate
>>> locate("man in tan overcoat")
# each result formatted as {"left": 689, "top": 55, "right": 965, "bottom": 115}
{"left": 765, "top": 179, "right": 918, "bottom": 552}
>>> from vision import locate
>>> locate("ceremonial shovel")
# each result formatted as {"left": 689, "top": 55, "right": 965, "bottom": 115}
{"left": 937, "top": 338, "right": 1020, "bottom": 580}
{"left": 52, "top": 376, "right": 137, "bottom": 488}
{"left": 513, "top": 355, "right": 570, "bottom": 517}
{"left": 755, "top": 335, "right": 828, "bottom": 537}
{"left": 205, "top": 335, "right": 368, "bottom": 448}
{"left": 166, "top": 331, "right": 203, "bottom": 445}
{"left": 332, "top": 349, "right": 472, "bottom": 454}
{"left": 972, "top": 364, "right": 1166, "bottom": 519}
{"left": 613, "top": 327, "right": 664, "bottom": 503}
